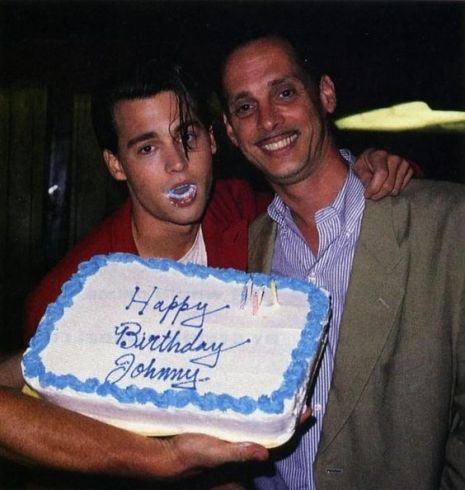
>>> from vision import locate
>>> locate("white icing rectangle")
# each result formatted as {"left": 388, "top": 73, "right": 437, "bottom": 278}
{"left": 22, "top": 253, "right": 330, "bottom": 447}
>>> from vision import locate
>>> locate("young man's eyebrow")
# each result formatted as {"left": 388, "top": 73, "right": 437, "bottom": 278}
{"left": 175, "top": 119, "right": 201, "bottom": 132}
{"left": 126, "top": 121, "right": 202, "bottom": 149}
{"left": 127, "top": 132, "right": 157, "bottom": 149}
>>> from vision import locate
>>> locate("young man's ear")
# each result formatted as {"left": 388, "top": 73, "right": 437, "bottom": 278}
{"left": 222, "top": 113, "right": 239, "bottom": 147}
{"left": 208, "top": 126, "right": 218, "bottom": 155}
{"left": 319, "top": 75, "right": 337, "bottom": 115}
{"left": 103, "top": 150, "right": 127, "bottom": 182}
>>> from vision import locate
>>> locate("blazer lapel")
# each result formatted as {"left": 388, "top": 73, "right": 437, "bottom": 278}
{"left": 248, "top": 213, "right": 276, "bottom": 273}
{"left": 318, "top": 198, "right": 408, "bottom": 452}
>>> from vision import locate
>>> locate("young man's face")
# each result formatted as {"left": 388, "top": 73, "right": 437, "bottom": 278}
{"left": 222, "top": 38, "right": 335, "bottom": 187}
{"left": 104, "top": 91, "right": 215, "bottom": 228}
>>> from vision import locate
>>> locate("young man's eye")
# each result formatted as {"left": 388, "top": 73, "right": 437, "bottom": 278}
{"left": 184, "top": 131, "right": 198, "bottom": 143}
{"left": 177, "top": 130, "right": 199, "bottom": 148}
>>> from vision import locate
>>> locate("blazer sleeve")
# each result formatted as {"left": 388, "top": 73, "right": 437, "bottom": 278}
{"left": 440, "top": 185, "right": 465, "bottom": 488}
{"left": 441, "top": 295, "right": 465, "bottom": 488}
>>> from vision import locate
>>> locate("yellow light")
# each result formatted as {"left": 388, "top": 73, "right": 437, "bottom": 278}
{"left": 335, "top": 101, "right": 465, "bottom": 132}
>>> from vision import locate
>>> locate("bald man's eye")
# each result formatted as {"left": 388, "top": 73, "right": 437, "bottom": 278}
{"left": 280, "top": 87, "right": 296, "bottom": 98}
{"left": 138, "top": 144, "right": 155, "bottom": 155}
{"left": 232, "top": 101, "right": 256, "bottom": 118}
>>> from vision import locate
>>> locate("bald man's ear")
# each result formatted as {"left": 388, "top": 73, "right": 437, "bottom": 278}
{"left": 319, "top": 75, "right": 337, "bottom": 115}
{"left": 103, "top": 149, "right": 127, "bottom": 182}
{"left": 223, "top": 113, "right": 239, "bottom": 147}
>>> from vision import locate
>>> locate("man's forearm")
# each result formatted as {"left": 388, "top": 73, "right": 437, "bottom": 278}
{"left": 0, "top": 386, "right": 164, "bottom": 476}
{"left": 0, "top": 387, "right": 268, "bottom": 479}
{"left": 0, "top": 352, "right": 24, "bottom": 388}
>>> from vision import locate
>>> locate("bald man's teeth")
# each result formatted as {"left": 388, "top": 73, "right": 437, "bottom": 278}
{"left": 262, "top": 134, "right": 298, "bottom": 151}
{"left": 166, "top": 184, "right": 197, "bottom": 205}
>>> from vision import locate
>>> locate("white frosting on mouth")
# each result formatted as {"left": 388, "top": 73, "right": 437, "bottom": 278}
{"left": 262, "top": 134, "right": 298, "bottom": 152}
{"left": 166, "top": 184, "right": 197, "bottom": 202}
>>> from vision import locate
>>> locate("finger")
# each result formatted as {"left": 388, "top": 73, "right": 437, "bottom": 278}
{"left": 299, "top": 407, "right": 313, "bottom": 425}
{"left": 369, "top": 155, "right": 406, "bottom": 200}
{"left": 372, "top": 157, "right": 415, "bottom": 199}
{"left": 364, "top": 165, "right": 388, "bottom": 199}
{"left": 173, "top": 434, "right": 269, "bottom": 471}
{"left": 399, "top": 166, "right": 415, "bottom": 191}
{"left": 407, "top": 159, "right": 424, "bottom": 177}
{"left": 235, "top": 441, "right": 269, "bottom": 462}
{"left": 390, "top": 159, "right": 411, "bottom": 196}
{"left": 360, "top": 149, "right": 395, "bottom": 198}
{"left": 352, "top": 148, "right": 376, "bottom": 188}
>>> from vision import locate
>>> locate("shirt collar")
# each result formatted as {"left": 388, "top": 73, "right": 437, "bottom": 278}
{"left": 268, "top": 168, "right": 365, "bottom": 237}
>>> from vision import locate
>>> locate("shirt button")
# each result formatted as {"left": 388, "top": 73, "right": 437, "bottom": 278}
{"left": 313, "top": 403, "right": 322, "bottom": 412}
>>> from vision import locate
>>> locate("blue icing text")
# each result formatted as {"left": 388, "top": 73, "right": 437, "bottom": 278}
{"left": 113, "top": 322, "right": 251, "bottom": 369}
{"left": 105, "top": 353, "right": 204, "bottom": 390}
{"left": 124, "top": 285, "right": 230, "bottom": 328}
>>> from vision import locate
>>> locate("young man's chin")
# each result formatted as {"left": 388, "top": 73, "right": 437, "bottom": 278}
{"left": 169, "top": 209, "right": 205, "bottom": 227}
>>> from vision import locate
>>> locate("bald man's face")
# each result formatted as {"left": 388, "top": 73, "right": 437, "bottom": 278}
{"left": 223, "top": 38, "right": 335, "bottom": 187}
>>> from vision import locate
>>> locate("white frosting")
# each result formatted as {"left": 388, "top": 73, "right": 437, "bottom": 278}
{"left": 22, "top": 254, "right": 329, "bottom": 448}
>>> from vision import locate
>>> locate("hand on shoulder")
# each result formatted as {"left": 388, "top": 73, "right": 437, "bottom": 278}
{"left": 353, "top": 148, "right": 422, "bottom": 200}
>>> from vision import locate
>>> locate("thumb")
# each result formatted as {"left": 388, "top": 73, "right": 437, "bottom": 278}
{"left": 171, "top": 434, "right": 269, "bottom": 473}
{"left": 226, "top": 441, "right": 269, "bottom": 463}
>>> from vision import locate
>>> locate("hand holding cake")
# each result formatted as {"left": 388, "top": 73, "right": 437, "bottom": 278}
{"left": 0, "top": 385, "right": 268, "bottom": 480}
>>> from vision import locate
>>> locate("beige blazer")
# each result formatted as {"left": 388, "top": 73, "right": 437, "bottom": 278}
{"left": 249, "top": 180, "right": 465, "bottom": 489}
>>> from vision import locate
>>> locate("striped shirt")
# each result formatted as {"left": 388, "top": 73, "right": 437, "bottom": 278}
{"left": 254, "top": 166, "right": 365, "bottom": 489}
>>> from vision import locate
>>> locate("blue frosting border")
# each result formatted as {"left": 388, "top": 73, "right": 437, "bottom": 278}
{"left": 23, "top": 253, "right": 329, "bottom": 415}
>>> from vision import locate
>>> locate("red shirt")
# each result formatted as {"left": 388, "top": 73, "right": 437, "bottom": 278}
{"left": 23, "top": 179, "right": 271, "bottom": 342}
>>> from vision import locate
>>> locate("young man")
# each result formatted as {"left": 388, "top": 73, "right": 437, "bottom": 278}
{"left": 3, "top": 58, "right": 413, "bottom": 482}
{"left": 220, "top": 32, "right": 465, "bottom": 489}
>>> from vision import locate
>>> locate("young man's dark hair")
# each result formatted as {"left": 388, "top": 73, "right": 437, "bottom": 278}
{"left": 91, "top": 58, "right": 214, "bottom": 156}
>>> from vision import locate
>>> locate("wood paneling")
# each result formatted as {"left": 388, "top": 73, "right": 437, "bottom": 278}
{"left": 69, "top": 94, "right": 126, "bottom": 247}
{"left": 0, "top": 86, "right": 47, "bottom": 351}
{"left": 0, "top": 90, "right": 9, "bottom": 351}
{"left": 0, "top": 88, "right": 126, "bottom": 352}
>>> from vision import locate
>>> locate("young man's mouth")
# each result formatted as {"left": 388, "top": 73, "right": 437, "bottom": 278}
{"left": 165, "top": 183, "right": 197, "bottom": 206}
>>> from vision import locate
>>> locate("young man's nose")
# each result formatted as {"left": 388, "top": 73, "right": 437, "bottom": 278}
{"left": 164, "top": 144, "right": 188, "bottom": 172}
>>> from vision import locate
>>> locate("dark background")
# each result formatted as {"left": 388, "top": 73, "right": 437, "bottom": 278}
{"left": 2, "top": 0, "right": 465, "bottom": 184}
{"left": 2, "top": 0, "right": 464, "bottom": 107}
{"left": 2, "top": 0, "right": 465, "bottom": 182}
{"left": 2, "top": 0, "right": 465, "bottom": 159}
{"left": 0, "top": 2, "right": 464, "bottom": 487}
{"left": 0, "top": 0, "right": 464, "bottom": 353}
